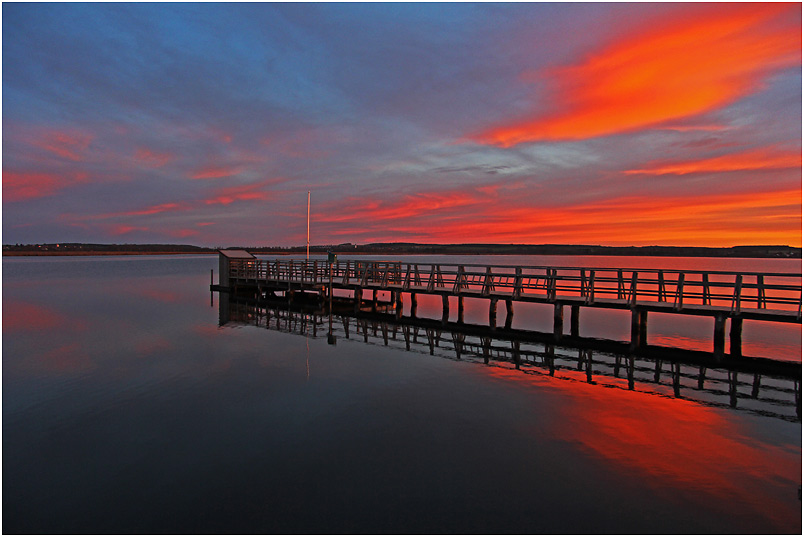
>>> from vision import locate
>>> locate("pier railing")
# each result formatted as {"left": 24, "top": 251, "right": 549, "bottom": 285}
{"left": 228, "top": 259, "right": 802, "bottom": 317}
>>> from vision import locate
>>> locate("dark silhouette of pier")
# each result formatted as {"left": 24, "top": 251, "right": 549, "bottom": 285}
{"left": 212, "top": 253, "right": 801, "bottom": 359}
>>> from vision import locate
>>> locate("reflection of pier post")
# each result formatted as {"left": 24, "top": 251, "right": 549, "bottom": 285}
{"left": 512, "top": 340, "right": 520, "bottom": 369}
{"left": 545, "top": 344, "right": 555, "bottom": 376}
{"left": 627, "top": 355, "right": 635, "bottom": 390}
{"left": 672, "top": 362, "right": 681, "bottom": 397}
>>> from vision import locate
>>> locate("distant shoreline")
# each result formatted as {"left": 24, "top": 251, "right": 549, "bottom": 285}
{"left": 3, "top": 243, "right": 801, "bottom": 259}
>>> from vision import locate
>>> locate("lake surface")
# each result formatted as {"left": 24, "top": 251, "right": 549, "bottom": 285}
{"left": 3, "top": 254, "right": 801, "bottom": 533}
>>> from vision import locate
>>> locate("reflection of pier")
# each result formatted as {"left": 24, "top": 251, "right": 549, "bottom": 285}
{"left": 218, "top": 294, "right": 801, "bottom": 423}
{"left": 213, "top": 253, "right": 801, "bottom": 359}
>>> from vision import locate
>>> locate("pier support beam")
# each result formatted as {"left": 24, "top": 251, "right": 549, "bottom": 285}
{"left": 395, "top": 292, "right": 403, "bottom": 320}
{"left": 353, "top": 288, "right": 362, "bottom": 313}
{"left": 630, "top": 309, "right": 647, "bottom": 350}
{"left": 489, "top": 298, "right": 498, "bottom": 329}
{"left": 570, "top": 305, "right": 580, "bottom": 337}
{"left": 410, "top": 293, "right": 418, "bottom": 318}
{"left": 730, "top": 317, "right": 743, "bottom": 357}
{"left": 504, "top": 299, "right": 514, "bottom": 329}
{"left": 714, "top": 313, "right": 727, "bottom": 359}
{"left": 457, "top": 296, "right": 465, "bottom": 324}
{"left": 441, "top": 295, "right": 449, "bottom": 324}
{"left": 554, "top": 303, "right": 564, "bottom": 340}
{"left": 372, "top": 290, "right": 378, "bottom": 313}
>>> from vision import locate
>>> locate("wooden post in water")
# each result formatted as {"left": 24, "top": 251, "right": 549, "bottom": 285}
{"left": 554, "top": 303, "right": 564, "bottom": 340}
{"left": 714, "top": 313, "right": 727, "bottom": 359}
{"left": 354, "top": 287, "right": 362, "bottom": 313}
{"left": 457, "top": 296, "right": 465, "bottom": 324}
{"left": 489, "top": 298, "right": 498, "bottom": 329}
{"left": 441, "top": 295, "right": 450, "bottom": 323}
{"left": 410, "top": 292, "right": 418, "bottom": 317}
{"left": 372, "top": 289, "right": 378, "bottom": 313}
{"left": 570, "top": 305, "right": 580, "bottom": 337}
{"left": 395, "top": 292, "right": 403, "bottom": 320}
{"left": 730, "top": 317, "right": 743, "bottom": 357}
{"left": 505, "top": 299, "right": 514, "bottom": 329}
{"left": 630, "top": 309, "right": 647, "bottom": 350}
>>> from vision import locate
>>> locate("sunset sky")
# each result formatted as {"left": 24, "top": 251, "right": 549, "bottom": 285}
{"left": 3, "top": 2, "right": 801, "bottom": 247}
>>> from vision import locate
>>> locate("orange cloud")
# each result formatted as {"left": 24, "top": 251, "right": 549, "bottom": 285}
{"left": 626, "top": 147, "right": 802, "bottom": 175}
{"left": 318, "top": 186, "right": 801, "bottom": 247}
{"left": 3, "top": 170, "right": 88, "bottom": 202}
{"left": 318, "top": 190, "right": 486, "bottom": 225}
{"left": 473, "top": 3, "right": 801, "bottom": 146}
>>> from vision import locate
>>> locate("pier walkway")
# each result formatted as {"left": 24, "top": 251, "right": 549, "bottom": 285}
{"left": 213, "top": 254, "right": 801, "bottom": 358}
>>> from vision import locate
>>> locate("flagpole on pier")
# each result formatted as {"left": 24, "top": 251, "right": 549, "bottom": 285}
{"left": 306, "top": 190, "right": 310, "bottom": 261}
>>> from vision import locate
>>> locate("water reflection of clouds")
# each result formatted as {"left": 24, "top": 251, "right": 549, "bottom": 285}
{"left": 484, "top": 365, "right": 801, "bottom": 529}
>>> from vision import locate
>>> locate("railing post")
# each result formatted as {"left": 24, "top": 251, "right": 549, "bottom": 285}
{"left": 756, "top": 275, "right": 766, "bottom": 308}
{"left": 731, "top": 274, "right": 743, "bottom": 315}
{"left": 514, "top": 267, "right": 523, "bottom": 299}
{"left": 674, "top": 273, "right": 685, "bottom": 311}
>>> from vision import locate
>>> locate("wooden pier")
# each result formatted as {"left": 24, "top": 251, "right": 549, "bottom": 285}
{"left": 213, "top": 253, "right": 801, "bottom": 359}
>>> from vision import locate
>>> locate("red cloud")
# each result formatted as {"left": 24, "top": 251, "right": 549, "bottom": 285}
{"left": 33, "top": 128, "right": 94, "bottom": 160}
{"left": 111, "top": 224, "right": 149, "bottom": 235}
{"left": 190, "top": 165, "right": 244, "bottom": 179}
{"left": 625, "top": 147, "right": 802, "bottom": 175}
{"left": 135, "top": 148, "right": 174, "bottom": 168}
{"left": 472, "top": 3, "right": 801, "bottom": 145}
{"left": 204, "top": 178, "right": 280, "bottom": 205}
{"left": 3, "top": 170, "right": 88, "bottom": 202}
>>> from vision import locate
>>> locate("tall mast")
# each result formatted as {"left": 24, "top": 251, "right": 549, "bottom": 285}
{"left": 306, "top": 190, "right": 310, "bottom": 261}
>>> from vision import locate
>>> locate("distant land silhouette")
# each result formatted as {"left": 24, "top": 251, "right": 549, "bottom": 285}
{"left": 3, "top": 242, "right": 801, "bottom": 258}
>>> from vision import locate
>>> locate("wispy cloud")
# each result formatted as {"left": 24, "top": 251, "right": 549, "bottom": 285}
{"left": 3, "top": 170, "right": 89, "bottom": 202}
{"left": 625, "top": 147, "right": 802, "bottom": 176}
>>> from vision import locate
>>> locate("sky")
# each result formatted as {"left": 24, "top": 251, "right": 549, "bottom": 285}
{"left": 2, "top": 2, "right": 802, "bottom": 248}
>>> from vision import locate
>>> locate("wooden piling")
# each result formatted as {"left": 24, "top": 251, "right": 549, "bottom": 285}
{"left": 554, "top": 303, "right": 564, "bottom": 340}
{"left": 570, "top": 305, "right": 580, "bottom": 337}
{"left": 630, "top": 309, "right": 647, "bottom": 350}
{"left": 410, "top": 292, "right": 418, "bottom": 317}
{"left": 457, "top": 296, "right": 465, "bottom": 324}
{"left": 714, "top": 313, "right": 727, "bottom": 359}
{"left": 489, "top": 298, "right": 498, "bottom": 329}
{"left": 441, "top": 294, "right": 449, "bottom": 323}
{"left": 730, "top": 317, "right": 743, "bottom": 357}
{"left": 504, "top": 299, "right": 514, "bottom": 329}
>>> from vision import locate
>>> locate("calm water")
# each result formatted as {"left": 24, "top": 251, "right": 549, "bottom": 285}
{"left": 3, "top": 254, "right": 801, "bottom": 533}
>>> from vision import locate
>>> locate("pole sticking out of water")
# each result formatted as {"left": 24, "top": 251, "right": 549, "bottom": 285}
{"left": 306, "top": 191, "right": 311, "bottom": 261}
